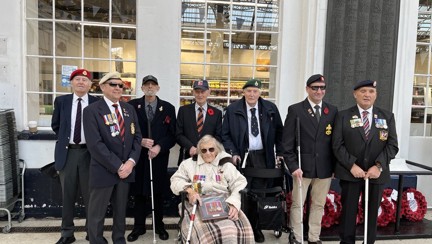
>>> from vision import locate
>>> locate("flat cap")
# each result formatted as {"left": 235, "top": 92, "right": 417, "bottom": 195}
{"left": 306, "top": 74, "right": 325, "bottom": 86}
{"left": 353, "top": 80, "right": 377, "bottom": 90}
{"left": 70, "top": 69, "right": 91, "bottom": 81}
{"left": 242, "top": 78, "right": 262, "bottom": 89}
{"left": 193, "top": 80, "right": 209, "bottom": 90}
{"left": 99, "top": 72, "right": 122, "bottom": 85}
{"left": 142, "top": 75, "right": 158, "bottom": 85}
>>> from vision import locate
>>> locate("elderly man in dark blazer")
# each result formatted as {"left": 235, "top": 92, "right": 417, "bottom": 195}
{"left": 332, "top": 80, "right": 399, "bottom": 244}
{"left": 83, "top": 72, "right": 142, "bottom": 244}
{"left": 282, "top": 74, "right": 338, "bottom": 244}
{"left": 52, "top": 69, "right": 98, "bottom": 244}
{"left": 176, "top": 79, "right": 222, "bottom": 164}
{"left": 222, "top": 78, "right": 284, "bottom": 243}
{"left": 127, "top": 75, "right": 176, "bottom": 242}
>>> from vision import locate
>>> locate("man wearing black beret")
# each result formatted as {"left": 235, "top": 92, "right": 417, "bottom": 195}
{"left": 222, "top": 78, "right": 284, "bottom": 243}
{"left": 282, "top": 74, "right": 338, "bottom": 244}
{"left": 332, "top": 80, "right": 399, "bottom": 244}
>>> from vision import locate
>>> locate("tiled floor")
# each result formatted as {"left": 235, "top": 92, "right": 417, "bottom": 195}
{"left": 1, "top": 214, "right": 432, "bottom": 243}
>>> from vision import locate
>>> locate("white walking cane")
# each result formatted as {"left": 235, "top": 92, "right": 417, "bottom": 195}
{"left": 364, "top": 178, "right": 370, "bottom": 244}
{"left": 148, "top": 122, "right": 157, "bottom": 243}
{"left": 186, "top": 202, "right": 198, "bottom": 243}
{"left": 296, "top": 117, "right": 304, "bottom": 244}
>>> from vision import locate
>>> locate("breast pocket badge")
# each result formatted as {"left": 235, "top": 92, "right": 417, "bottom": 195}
{"left": 379, "top": 130, "right": 388, "bottom": 141}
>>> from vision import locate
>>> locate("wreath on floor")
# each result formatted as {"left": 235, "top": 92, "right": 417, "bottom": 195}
{"left": 401, "top": 188, "right": 427, "bottom": 222}
{"left": 356, "top": 193, "right": 364, "bottom": 225}
{"left": 321, "top": 190, "right": 342, "bottom": 228}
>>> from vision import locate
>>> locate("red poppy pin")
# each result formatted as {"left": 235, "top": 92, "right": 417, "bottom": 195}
{"left": 164, "top": 115, "right": 171, "bottom": 124}
{"left": 207, "top": 108, "right": 214, "bottom": 116}
{"left": 323, "top": 107, "right": 329, "bottom": 115}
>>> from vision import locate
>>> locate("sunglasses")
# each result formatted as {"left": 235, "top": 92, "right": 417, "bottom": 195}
{"left": 201, "top": 147, "right": 215, "bottom": 154}
{"left": 309, "top": 85, "right": 326, "bottom": 91}
{"left": 107, "top": 82, "right": 124, "bottom": 88}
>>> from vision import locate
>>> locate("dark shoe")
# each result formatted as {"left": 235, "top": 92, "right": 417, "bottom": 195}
{"left": 155, "top": 227, "right": 169, "bottom": 241}
{"left": 253, "top": 229, "right": 265, "bottom": 243}
{"left": 308, "top": 241, "right": 322, "bottom": 244}
{"left": 55, "top": 236, "right": 76, "bottom": 244}
{"left": 127, "top": 229, "right": 146, "bottom": 242}
{"left": 85, "top": 235, "right": 108, "bottom": 243}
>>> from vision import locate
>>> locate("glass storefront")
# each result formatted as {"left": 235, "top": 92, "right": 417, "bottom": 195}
{"left": 180, "top": 0, "right": 280, "bottom": 109}
{"left": 25, "top": 0, "right": 136, "bottom": 126}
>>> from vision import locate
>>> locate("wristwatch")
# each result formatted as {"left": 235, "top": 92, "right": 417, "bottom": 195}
{"left": 375, "top": 162, "right": 383, "bottom": 172}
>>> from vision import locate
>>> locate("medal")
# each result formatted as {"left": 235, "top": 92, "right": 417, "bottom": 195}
{"left": 325, "top": 124, "right": 332, "bottom": 135}
{"left": 131, "top": 123, "right": 135, "bottom": 134}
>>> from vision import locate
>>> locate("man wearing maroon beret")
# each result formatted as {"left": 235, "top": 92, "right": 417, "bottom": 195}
{"left": 52, "top": 69, "right": 99, "bottom": 244}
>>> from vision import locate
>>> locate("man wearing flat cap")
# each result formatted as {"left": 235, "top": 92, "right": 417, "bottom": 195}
{"left": 127, "top": 75, "right": 176, "bottom": 241}
{"left": 332, "top": 80, "right": 399, "bottom": 244}
{"left": 52, "top": 68, "right": 99, "bottom": 244}
{"left": 222, "top": 78, "right": 283, "bottom": 243}
{"left": 83, "top": 71, "right": 142, "bottom": 244}
{"left": 282, "top": 74, "right": 338, "bottom": 244}
{"left": 176, "top": 79, "right": 222, "bottom": 165}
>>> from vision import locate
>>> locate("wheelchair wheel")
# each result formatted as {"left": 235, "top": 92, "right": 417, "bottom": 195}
{"left": 274, "top": 229, "right": 283, "bottom": 238}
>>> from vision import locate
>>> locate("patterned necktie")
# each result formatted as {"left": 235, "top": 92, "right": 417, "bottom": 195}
{"left": 250, "top": 108, "right": 259, "bottom": 137}
{"left": 362, "top": 110, "right": 370, "bottom": 139}
{"left": 147, "top": 104, "right": 154, "bottom": 122}
{"left": 73, "top": 98, "right": 82, "bottom": 144}
{"left": 314, "top": 104, "right": 321, "bottom": 123}
{"left": 197, "top": 107, "right": 204, "bottom": 134}
{"left": 113, "top": 104, "right": 125, "bottom": 142}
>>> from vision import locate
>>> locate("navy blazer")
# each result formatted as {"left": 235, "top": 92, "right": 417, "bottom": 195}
{"left": 83, "top": 99, "right": 142, "bottom": 188}
{"left": 52, "top": 94, "right": 99, "bottom": 171}
{"left": 332, "top": 105, "right": 399, "bottom": 184}
{"left": 176, "top": 103, "right": 222, "bottom": 162}
{"left": 282, "top": 99, "right": 338, "bottom": 179}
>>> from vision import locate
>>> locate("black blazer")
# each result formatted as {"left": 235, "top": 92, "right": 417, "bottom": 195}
{"left": 51, "top": 94, "right": 98, "bottom": 171}
{"left": 83, "top": 99, "right": 142, "bottom": 188}
{"left": 332, "top": 105, "right": 399, "bottom": 184}
{"left": 128, "top": 96, "right": 176, "bottom": 195}
{"left": 282, "top": 99, "right": 338, "bottom": 179}
{"left": 176, "top": 103, "right": 222, "bottom": 162}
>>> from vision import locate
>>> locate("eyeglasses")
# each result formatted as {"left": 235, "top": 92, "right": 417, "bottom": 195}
{"left": 309, "top": 85, "right": 326, "bottom": 91}
{"left": 201, "top": 147, "right": 215, "bottom": 154}
{"left": 107, "top": 82, "right": 124, "bottom": 88}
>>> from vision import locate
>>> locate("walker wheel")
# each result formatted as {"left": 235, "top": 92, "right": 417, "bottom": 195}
{"left": 274, "top": 229, "right": 282, "bottom": 238}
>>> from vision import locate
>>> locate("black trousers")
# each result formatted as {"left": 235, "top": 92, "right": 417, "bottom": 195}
{"left": 339, "top": 180, "right": 384, "bottom": 244}
{"left": 132, "top": 194, "right": 165, "bottom": 231}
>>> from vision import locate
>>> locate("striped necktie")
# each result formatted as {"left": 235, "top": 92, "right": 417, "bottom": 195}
{"left": 113, "top": 104, "right": 125, "bottom": 142}
{"left": 197, "top": 107, "right": 203, "bottom": 134}
{"left": 362, "top": 110, "right": 370, "bottom": 139}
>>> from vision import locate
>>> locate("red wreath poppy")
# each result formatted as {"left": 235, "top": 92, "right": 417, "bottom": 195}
{"left": 377, "top": 196, "right": 396, "bottom": 226}
{"left": 323, "top": 107, "right": 329, "bottom": 115}
{"left": 321, "top": 190, "right": 342, "bottom": 228}
{"left": 382, "top": 188, "right": 398, "bottom": 221}
{"left": 164, "top": 115, "right": 171, "bottom": 124}
{"left": 207, "top": 108, "right": 214, "bottom": 116}
{"left": 401, "top": 188, "right": 427, "bottom": 222}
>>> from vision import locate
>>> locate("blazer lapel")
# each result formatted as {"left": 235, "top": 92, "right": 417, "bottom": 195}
{"left": 302, "top": 100, "right": 318, "bottom": 129}
{"left": 369, "top": 107, "right": 379, "bottom": 142}
{"left": 65, "top": 94, "right": 73, "bottom": 129}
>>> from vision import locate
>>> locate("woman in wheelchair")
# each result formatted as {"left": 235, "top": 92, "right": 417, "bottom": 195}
{"left": 170, "top": 135, "right": 254, "bottom": 243}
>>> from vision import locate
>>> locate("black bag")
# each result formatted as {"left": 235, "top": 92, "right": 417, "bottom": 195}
{"left": 257, "top": 197, "right": 284, "bottom": 230}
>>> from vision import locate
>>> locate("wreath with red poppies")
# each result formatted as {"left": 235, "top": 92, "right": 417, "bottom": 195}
{"left": 356, "top": 194, "right": 364, "bottom": 225}
{"left": 381, "top": 188, "right": 398, "bottom": 222}
{"left": 207, "top": 108, "right": 214, "bottom": 116}
{"left": 376, "top": 196, "right": 396, "bottom": 227}
{"left": 321, "top": 190, "right": 342, "bottom": 228}
{"left": 401, "top": 188, "right": 427, "bottom": 222}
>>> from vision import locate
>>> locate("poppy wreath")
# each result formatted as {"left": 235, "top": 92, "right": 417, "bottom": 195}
{"left": 382, "top": 188, "right": 398, "bottom": 222}
{"left": 401, "top": 188, "right": 427, "bottom": 222}
{"left": 376, "top": 196, "right": 396, "bottom": 227}
{"left": 321, "top": 190, "right": 342, "bottom": 228}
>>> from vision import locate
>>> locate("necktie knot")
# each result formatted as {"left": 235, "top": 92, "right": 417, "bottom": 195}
{"left": 112, "top": 104, "right": 118, "bottom": 108}
{"left": 362, "top": 111, "right": 368, "bottom": 116}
